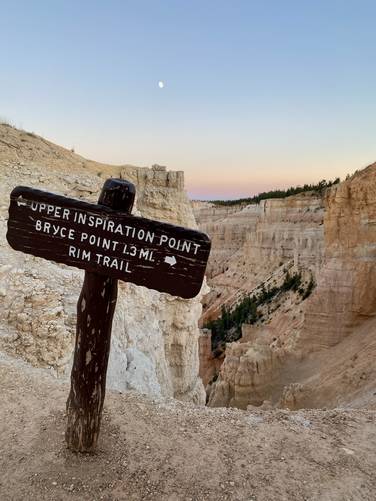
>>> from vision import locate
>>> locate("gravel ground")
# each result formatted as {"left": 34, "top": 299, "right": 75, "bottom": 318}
{"left": 1, "top": 355, "right": 376, "bottom": 501}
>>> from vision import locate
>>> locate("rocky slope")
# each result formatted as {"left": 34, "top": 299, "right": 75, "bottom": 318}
{"left": 203, "top": 164, "right": 376, "bottom": 410}
{"left": 2, "top": 355, "right": 376, "bottom": 501}
{"left": 0, "top": 123, "right": 207, "bottom": 403}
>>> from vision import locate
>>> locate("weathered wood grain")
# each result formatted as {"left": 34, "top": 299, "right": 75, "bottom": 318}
{"left": 65, "top": 179, "right": 134, "bottom": 452}
{"left": 6, "top": 185, "right": 211, "bottom": 298}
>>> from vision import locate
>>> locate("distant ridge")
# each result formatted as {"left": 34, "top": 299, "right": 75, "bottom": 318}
{"left": 207, "top": 178, "right": 340, "bottom": 206}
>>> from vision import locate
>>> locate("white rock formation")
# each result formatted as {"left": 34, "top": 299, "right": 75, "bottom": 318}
{"left": 194, "top": 192, "right": 325, "bottom": 323}
{"left": 0, "top": 124, "right": 206, "bottom": 404}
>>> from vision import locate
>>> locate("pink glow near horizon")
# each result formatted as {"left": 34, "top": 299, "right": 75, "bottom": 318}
{"left": 186, "top": 179, "right": 322, "bottom": 201}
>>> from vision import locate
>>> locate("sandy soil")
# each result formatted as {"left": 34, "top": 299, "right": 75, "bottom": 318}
{"left": 1, "top": 355, "right": 376, "bottom": 501}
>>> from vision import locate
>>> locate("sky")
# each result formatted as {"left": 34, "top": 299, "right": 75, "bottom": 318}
{"left": 1, "top": 1, "right": 376, "bottom": 199}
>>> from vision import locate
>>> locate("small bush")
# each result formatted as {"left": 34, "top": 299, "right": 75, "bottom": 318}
{"left": 205, "top": 270, "right": 305, "bottom": 351}
{"left": 302, "top": 277, "right": 315, "bottom": 299}
{"left": 0, "top": 117, "right": 13, "bottom": 126}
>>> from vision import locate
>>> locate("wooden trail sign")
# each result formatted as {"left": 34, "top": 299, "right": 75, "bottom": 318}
{"left": 6, "top": 179, "right": 211, "bottom": 452}
{"left": 7, "top": 185, "right": 210, "bottom": 298}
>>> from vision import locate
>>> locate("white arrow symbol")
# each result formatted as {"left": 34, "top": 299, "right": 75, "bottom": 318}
{"left": 17, "top": 197, "right": 27, "bottom": 207}
{"left": 164, "top": 256, "right": 177, "bottom": 266}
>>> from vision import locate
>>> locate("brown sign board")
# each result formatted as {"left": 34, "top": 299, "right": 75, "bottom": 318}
{"left": 6, "top": 186, "right": 211, "bottom": 299}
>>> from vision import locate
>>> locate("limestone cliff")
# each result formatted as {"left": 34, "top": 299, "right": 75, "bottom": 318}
{"left": 0, "top": 124, "right": 206, "bottom": 404}
{"left": 299, "top": 165, "right": 376, "bottom": 350}
{"left": 198, "top": 328, "right": 224, "bottom": 388}
{"left": 195, "top": 191, "right": 324, "bottom": 324}
{"left": 207, "top": 164, "right": 376, "bottom": 410}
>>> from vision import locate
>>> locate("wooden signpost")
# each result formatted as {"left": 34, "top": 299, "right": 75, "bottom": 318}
{"left": 6, "top": 179, "right": 211, "bottom": 452}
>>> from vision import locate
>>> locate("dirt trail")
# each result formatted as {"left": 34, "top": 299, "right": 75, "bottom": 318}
{"left": 1, "top": 355, "right": 376, "bottom": 501}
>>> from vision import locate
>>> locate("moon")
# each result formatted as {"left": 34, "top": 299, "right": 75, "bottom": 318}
{"left": 158, "top": 81, "right": 165, "bottom": 89}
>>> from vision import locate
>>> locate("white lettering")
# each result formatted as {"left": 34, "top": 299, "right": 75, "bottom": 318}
{"left": 129, "top": 246, "right": 137, "bottom": 257}
{"left": 69, "top": 246, "right": 90, "bottom": 260}
{"left": 145, "top": 231, "right": 155, "bottom": 243}
{"left": 82, "top": 249, "right": 91, "bottom": 260}
{"left": 139, "top": 248, "right": 149, "bottom": 260}
{"left": 193, "top": 243, "right": 200, "bottom": 255}
{"left": 78, "top": 213, "right": 87, "bottom": 225}
{"left": 182, "top": 241, "right": 191, "bottom": 253}
{"left": 160, "top": 235, "right": 168, "bottom": 246}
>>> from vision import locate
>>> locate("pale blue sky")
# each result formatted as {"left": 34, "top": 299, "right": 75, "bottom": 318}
{"left": 1, "top": 1, "right": 375, "bottom": 199}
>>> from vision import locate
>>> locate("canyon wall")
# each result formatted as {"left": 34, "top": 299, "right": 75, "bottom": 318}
{"left": 206, "top": 164, "right": 376, "bottom": 410}
{"left": 194, "top": 191, "right": 325, "bottom": 323}
{"left": 0, "top": 124, "right": 206, "bottom": 404}
{"left": 298, "top": 165, "right": 376, "bottom": 350}
{"left": 198, "top": 328, "right": 224, "bottom": 387}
